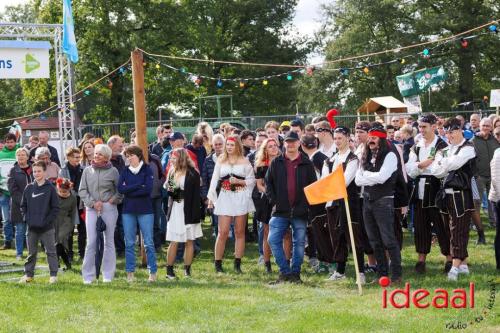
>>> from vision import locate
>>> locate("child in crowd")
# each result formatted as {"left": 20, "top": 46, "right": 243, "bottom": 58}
{"left": 19, "top": 161, "right": 60, "bottom": 283}
{"left": 54, "top": 178, "right": 77, "bottom": 271}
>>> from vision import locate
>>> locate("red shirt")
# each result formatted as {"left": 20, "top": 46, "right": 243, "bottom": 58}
{"left": 285, "top": 154, "right": 301, "bottom": 207}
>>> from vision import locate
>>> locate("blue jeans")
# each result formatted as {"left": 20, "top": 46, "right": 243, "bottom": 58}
{"left": 0, "top": 194, "right": 12, "bottom": 242}
{"left": 122, "top": 213, "right": 157, "bottom": 274}
{"left": 152, "top": 197, "right": 166, "bottom": 248}
{"left": 268, "top": 216, "right": 306, "bottom": 275}
{"left": 15, "top": 223, "right": 27, "bottom": 256}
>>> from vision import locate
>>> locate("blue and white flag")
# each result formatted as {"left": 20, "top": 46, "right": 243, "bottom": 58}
{"left": 62, "top": 0, "right": 79, "bottom": 63}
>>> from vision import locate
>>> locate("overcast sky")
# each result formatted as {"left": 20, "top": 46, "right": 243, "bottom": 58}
{"left": 0, "top": 0, "right": 326, "bottom": 63}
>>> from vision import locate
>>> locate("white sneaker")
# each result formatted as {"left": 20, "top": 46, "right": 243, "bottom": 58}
{"left": 357, "top": 273, "right": 366, "bottom": 285}
{"left": 257, "top": 255, "right": 264, "bottom": 265}
{"left": 83, "top": 280, "right": 93, "bottom": 285}
{"left": 327, "top": 271, "right": 346, "bottom": 281}
{"left": 102, "top": 278, "right": 112, "bottom": 283}
{"left": 19, "top": 275, "right": 33, "bottom": 283}
{"left": 458, "top": 265, "right": 470, "bottom": 275}
{"left": 447, "top": 266, "right": 459, "bottom": 281}
{"left": 16, "top": 255, "right": 22, "bottom": 261}
{"left": 49, "top": 276, "right": 57, "bottom": 284}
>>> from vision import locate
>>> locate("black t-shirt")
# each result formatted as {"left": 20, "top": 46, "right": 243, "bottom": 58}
{"left": 255, "top": 165, "right": 268, "bottom": 179}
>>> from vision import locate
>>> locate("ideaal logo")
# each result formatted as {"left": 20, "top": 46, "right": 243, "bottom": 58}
{"left": 379, "top": 277, "right": 475, "bottom": 309}
{"left": 378, "top": 277, "right": 497, "bottom": 330}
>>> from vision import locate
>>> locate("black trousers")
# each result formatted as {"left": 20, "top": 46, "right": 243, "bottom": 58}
{"left": 327, "top": 204, "right": 365, "bottom": 273}
{"left": 413, "top": 200, "right": 450, "bottom": 256}
{"left": 310, "top": 214, "right": 334, "bottom": 263}
{"left": 359, "top": 198, "right": 374, "bottom": 255}
{"left": 363, "top": 197, "right": 402, "bottom": 280}
{"left": 443, "top": 195, "right": 471, "bottom": 260}
{"left": 494, "top": 201, "right": 500, "bottom": 270}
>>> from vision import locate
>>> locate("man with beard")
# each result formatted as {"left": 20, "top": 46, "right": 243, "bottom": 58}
{"left": 355, "top": 126, "right": 402, "bottom": 284}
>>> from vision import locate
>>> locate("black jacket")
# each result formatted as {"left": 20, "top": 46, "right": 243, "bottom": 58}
{"left": 183, "top": 167, "right": 201, "bottom": 224}
{"left": 21, "top": 180, "right": 60, "bottom": 231}
{"left": 7, "top": 163, "right": 33, "bottom": 224}
{"left": 265, "top": 153, "right": 317, "bottom": 220}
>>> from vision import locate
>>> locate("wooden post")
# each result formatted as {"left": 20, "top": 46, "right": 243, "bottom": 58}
{"left": 131, "top": 48, "right": 148, "bottom": 163}
{"left": 131, "top": 48, "right": 148, "bottom": 265}
{"left": 344, "top": 197, "right": 363, "bottom": 296}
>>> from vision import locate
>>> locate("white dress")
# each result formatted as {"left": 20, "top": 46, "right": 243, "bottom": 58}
{"left": 207, "top": 162, "right": 256, "bottom": 216}
{"left": 166, "top": 175, "right": 203, "bottom": 242}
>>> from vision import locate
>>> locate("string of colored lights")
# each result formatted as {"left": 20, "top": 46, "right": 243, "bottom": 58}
{"left": 142, "top": 29, "right": 497, "bottom": 87}
{"left": 137, "top": 20, "right": 498, "bottom": 68}
{"left": 0, "top": 58, "right": 132, "bottom": 124}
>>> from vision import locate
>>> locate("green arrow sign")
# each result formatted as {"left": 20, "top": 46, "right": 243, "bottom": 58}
{"left": 24, "top": 53, "right": 40, "bottom": 73}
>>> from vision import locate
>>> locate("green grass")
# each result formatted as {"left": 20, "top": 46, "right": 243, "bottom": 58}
{"left": 0, "top": 218, "right": 498, "bottom": 333}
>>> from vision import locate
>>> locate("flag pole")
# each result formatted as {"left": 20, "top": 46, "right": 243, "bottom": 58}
{"left": 343, "top": 197, "right": 363, "bottom": 295}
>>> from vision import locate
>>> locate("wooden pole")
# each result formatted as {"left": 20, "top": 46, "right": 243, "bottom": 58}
{"left": 131, "top": 48, "right": 148, "bottom": 163}
{"left": 343, "top": 197, "right": 363, "bottom": 296}
{"left": 131, "top": 48, "right": 148, "bottom": 266}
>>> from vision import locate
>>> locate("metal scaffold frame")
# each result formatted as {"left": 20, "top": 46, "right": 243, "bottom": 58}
{"left": 0, "top": 22, "right": 76, "bottom": 156}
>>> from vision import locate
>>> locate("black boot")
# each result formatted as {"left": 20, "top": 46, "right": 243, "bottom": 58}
{"left": 184, "top": 265, "right": 191, "bottom": 277}
{"left": 476, "top": 230, "right": 486, "bottom": 245}
{"left": 1, "top": 241, "right": 12, "bottom": 250}
{"left": 57, "top": 244, "right": 72, "bottom": 270}
{"left": 264, "top": 261, "right": 272, "bottom": 274}
{"left": 215, "top": 260, "right": 224, "bottom": 273}
{"left": 166, "top": 265, "right": 176, "bottom": 280}
{"left": 234, "top": 258, "right": 242, "bottom": 274}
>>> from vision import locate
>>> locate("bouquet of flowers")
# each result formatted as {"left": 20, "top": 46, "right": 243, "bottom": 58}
{"left": 166, "top": 173, "right": 183, "bottom": 201}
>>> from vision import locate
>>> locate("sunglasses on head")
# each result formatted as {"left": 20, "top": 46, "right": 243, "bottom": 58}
{"left": 315, "top": 128, "right": 330, "bottom": 133}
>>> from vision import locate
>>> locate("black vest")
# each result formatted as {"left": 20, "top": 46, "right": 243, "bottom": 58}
{"left": 326, "top": 151, "right": 361, "bottom": 222}
{"left": 363, "top": 147, "right": 397, "bottom": 200}
{"left": 441, "top": 140, "right": 475, "bottom": 217}
{"left": 409, "top": 137, "right": 448, "bottom": 208}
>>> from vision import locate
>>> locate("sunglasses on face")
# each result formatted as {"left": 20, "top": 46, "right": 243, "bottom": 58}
{"left": 315, "top": 128, "right": 330, "bottom": 133}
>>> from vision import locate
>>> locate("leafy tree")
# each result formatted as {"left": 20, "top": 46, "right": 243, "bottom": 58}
{"left": 297, "top": 0, "right": 500, "bottom": 115}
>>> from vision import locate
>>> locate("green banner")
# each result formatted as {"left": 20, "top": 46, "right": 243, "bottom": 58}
{"left": 396, "top": 66, "right": 446, "bottom": 97}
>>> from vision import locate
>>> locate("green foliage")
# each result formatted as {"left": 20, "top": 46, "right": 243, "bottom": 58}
{"left": 296, "top": 0, "right": 500, "bottom": 115}
{"left": 0, "top": 0, "right": 309, "bottom": 123}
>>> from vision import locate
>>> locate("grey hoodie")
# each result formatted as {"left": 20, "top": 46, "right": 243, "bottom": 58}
{"left": 78, "top": 165, "right": 123, "bottom": 208}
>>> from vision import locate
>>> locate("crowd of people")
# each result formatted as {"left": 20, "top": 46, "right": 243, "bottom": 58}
{"left": 0, "top": 111, "right": 499, "bottom": 285}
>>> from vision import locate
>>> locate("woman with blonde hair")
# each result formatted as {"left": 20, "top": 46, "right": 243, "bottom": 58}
{"left": 254, "top": 138, "right": 281, "bottom": 273}
{"left": 80, "top": 140, "right": 95, "bottom": 168}
{"left": 196, "top": 122, "right": 214, "bottom": 155}
{"left": 164, "top": 148, "right": 202, "bottom": 279}
{"left": 208, "top": 135, "right": 255, "bottom": 273}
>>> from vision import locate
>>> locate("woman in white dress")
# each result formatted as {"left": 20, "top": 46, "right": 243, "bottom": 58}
{"left": 164, "top": 148, "right": 202, "bottom": 279}
{"left": 208, "top": 135, "right": 255, "bottom": 273}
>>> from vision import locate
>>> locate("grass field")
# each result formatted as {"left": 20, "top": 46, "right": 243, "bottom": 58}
{"left": 0, "top": 219, "right": 498, "bottom": 333}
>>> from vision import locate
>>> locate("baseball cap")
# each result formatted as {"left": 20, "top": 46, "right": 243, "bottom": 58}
{"left": 284, "top": 131, "right": 300, "bottom": 142}
{"left": 169, "top": 132, "right": 184, "bottom": 141}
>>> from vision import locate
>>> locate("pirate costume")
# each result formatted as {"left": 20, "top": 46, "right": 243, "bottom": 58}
{"left": 406, "top": 114, "right": 451, "bottom": 273}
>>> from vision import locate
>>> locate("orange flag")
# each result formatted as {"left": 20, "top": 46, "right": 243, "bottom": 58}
{"left": 304, "top": 165, "right": 347, "bottom": 205}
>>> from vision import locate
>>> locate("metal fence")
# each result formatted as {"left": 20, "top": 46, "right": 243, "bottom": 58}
{"left": 78, "top": 109, "right": 499, "bottom": 142}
